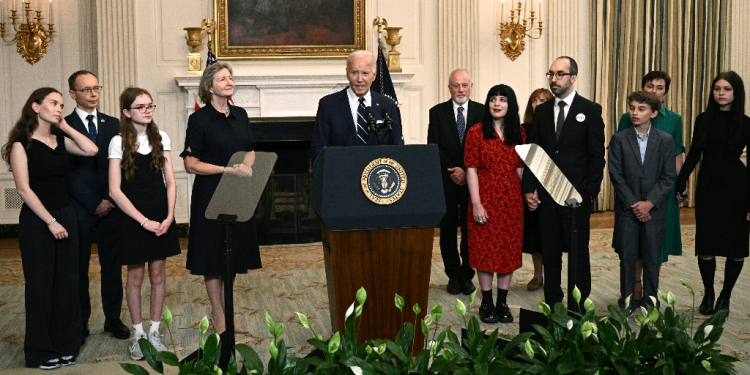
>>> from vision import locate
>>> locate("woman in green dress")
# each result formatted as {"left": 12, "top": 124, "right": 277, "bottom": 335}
{"left": 615, "top": 71, "right": 684, "bottom": 305}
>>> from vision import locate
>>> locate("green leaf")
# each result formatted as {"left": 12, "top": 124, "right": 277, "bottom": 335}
{"left": 356, "top": 287, "right": 367, "bottom": 305}
{"left": 328, "top": 331, "right": 341, "bottom": 354}
{"left": 119, "top": 363, "right": 151, "bottom": 375}
{"left": 163, "top": 307, "right": 173, "bottom": 328}
{"left": 469, "top": 289, "right": 476, "bottom": 306}
{"left": 200, "top": 316, "right": 209, "bottom": 335}
{"left": 413, "top": 303, "right": 421, "bottom": 315}
{"left": 679, "top": 278, "right": 694, "bottom": 292}
{"left": 524, "top": 339, "right": 534, "bottom": 358}
{"left": 395, "top": 294, "right": 405, "bottom": 311}
{"left": 296, "top": 312, "right": 311, "bottom": 329}
{"left": 701, "top": 360, "right": 712, "bottom": 371}
{"left": 355, "top": 304, "right": 363, "bottom": 318}
{"left": 648, "top": 306, "right": 660, "bottom": 323}
{"left": 236, "top": 344, "right": 264, "bottom": 374}
{"left": 538, "top": 301, "right": 551, "bottom": 316}
{"left": 421, "top": 319, "right": 429, "bottom": 337}
{"left": 443, "top": 348, "right": 455, "bottom": 361}
{"left": 139, "top": 338, "right": 163, "bottom": 374}
{"left": 227, "top": 353, "right": 237, "bottom": 375}
{"left": 265, "top": 311, "right": 275, "bottom": 336}
{"left": 580, "top": 321, "right": 592, "bottom": 339}
{"left": 269, "top": 340, "right": 279, "bottom": 360}
{"left": 556, "top": 362, "right": 577, "bottom": 374}
{"left": 154, "top": 351, "right": 180, "bottom": 366}
{"left": 455, "top": 299, "right": 466, "bottom": 318}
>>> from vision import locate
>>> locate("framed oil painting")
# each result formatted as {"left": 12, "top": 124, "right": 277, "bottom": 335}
{"left": 215, "top": 0, "right": 366, "bottom": 59}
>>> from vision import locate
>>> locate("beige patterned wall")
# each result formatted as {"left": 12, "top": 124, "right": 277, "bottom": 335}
{"left": 437, "top": 0, "right": 480, "bottom": 101}
{"left": 96, "top": 0, "right": 137, "bottom": 115}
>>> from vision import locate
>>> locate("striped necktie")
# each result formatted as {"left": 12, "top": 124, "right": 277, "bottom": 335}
{"left": 356, "top": 97, "right": 369, "bottom": 145}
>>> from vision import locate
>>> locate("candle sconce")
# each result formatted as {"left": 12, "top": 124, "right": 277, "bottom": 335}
{"left": 1, "top": 1, "right": 56, "bottom": 65}
{"left": 498, "top": 1, "right": 543, "bottom": 61}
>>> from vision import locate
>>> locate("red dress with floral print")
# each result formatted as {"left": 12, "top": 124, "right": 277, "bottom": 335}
{"left": 464, "top": 124, "right": 525, "bottom": 274}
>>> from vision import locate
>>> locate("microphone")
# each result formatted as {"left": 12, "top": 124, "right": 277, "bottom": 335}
{"left": 365, "top": 106, "right": 377, "bottom": 135}
{"left": 381, "top": 108, "right": 393, "bottom": 132}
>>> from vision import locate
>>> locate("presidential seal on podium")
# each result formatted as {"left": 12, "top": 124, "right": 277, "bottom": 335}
{"left": 361, "top": 158, "right": 407, "bottom": 205}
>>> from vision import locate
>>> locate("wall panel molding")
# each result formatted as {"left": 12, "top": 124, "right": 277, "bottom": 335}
{"left": 438, "top": 0, "right": 480, "bottom": 100}
{"left": 97, "top": 0, "right": 137, "bottom": 114}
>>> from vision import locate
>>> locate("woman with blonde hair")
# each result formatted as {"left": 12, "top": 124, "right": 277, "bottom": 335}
{"left": 108, "top": 87, "right": 180, "bottom": 359}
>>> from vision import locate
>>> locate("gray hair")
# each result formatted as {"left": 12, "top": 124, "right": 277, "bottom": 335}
{"left": 199, "top": 62, "right": 233, "bottom": 104}
{"left": 448, "top": 69, "right": 471, "bottom": 85}
{"left": 346, "top": 50, "right": 375, "bottom": 71}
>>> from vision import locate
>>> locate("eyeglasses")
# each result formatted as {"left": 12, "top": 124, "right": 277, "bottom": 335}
{"left": 130, "top": 104, "right": 157, "bottom": 113}
{"left": 545, "top": 72, "right": 574, "bottom": 80}
{"left": 73, "top": 86, "right": 103, "bottom": 95}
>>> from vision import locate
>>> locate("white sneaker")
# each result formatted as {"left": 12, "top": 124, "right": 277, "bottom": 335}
{"left": 149, "top": 331, "right": 168, "bottom": 352}
{"left": 130, "top": 334, "right": 146, "bottom": 360}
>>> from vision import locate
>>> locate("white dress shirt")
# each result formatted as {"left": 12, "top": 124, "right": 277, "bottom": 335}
{"left": 75, "top": 107, "right": 99, "bottom": 133}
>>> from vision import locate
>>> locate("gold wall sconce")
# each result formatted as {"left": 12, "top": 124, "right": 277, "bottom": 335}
{"left": 1, "top": 0, "right": 56, "bottom": 65}
{"left": 498, "top": 0, "right": 543, "bottom": 61}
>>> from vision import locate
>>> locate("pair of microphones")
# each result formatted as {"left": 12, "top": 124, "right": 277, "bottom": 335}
{"left": 364, "top": 107, "right": 393, "bottom": 144}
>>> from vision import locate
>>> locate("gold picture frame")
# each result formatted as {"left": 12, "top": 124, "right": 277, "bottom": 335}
{"left": 215, "top": 0, "right": 366, "bottom": 60}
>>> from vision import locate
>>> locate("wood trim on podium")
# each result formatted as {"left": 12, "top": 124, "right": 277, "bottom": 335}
{"left": 322, "top": 226, "right": 434, "bottom": 347}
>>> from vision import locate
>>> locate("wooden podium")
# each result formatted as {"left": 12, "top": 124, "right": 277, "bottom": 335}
{"left": 312, "top": 145, "right": 445, "bottom": 347}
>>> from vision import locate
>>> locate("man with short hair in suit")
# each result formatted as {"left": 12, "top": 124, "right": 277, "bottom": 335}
{"left": 427, "top": 69, "right": 483, "bottom": 295}
{"left": 522, "top": 56, "right": 606, "bottom": 311}
{"left": 66, "top": 70, "right": 129, "bottom": 341}
{"left": 609, "top": 91, "right": 676, "bottom": 317}
{"left": 309, "top": 50, "right": 403, "bottom": 162}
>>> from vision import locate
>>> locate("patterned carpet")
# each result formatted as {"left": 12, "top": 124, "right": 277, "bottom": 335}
{"left": 0, "top": 226, "right": 748, "bottom": 374}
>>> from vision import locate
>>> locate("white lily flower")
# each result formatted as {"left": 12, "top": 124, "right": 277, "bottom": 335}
{"left": 566, "top": 320, "right": 573, "bottom": 330}
{"left": 351, "top": 366, "right": 363, "bottom": 375}
{"left": 704, "top": 325, "right": 714, "bottom": 336}
{"left": 345, "top": 302, "right": 355, "bottom": 320}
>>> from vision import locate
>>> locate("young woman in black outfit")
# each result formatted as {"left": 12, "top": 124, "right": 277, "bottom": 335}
{"left": 676, "top": 71, "right": 750, "bottom": 318}
{"left": 1, "top": 88, "right": 98, "bottom": 370}
{"left": 108, "top": 87, "right": 181, "bottom": 360}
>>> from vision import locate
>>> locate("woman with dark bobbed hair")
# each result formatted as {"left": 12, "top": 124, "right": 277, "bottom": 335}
{"left": 2, "top": 87, "right": 97, "bottom": 369}
{"left": 676, "top": 71, "right": 750, "bottom": 318}
{"left": 465, "top": 84, "right": 525, "bottom": 324}
{"left": 181, "top": 62, "right": 261, "bottom": 334}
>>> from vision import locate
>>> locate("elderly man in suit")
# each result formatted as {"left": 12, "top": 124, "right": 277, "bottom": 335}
{"left": 66, "top": 70, "right": 129, "bottom": 341}
{"left": 427, "top": 69, "right": 483, "bottom": 295}
{"left": 522, "top": 56, "right": 606, "bottom": 311}
{"left": 609, "top": 91, "right": 676, "bottom": 316}
{"left": 309, "top": 50, "right": 403, "bottom": 161}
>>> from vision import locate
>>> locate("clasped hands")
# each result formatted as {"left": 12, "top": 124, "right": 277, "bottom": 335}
{"left": 142, "top": 217, "right": 173, "bottom": 236}
{"left": 226, "top": 163, "right": 253, "bottom": 177}
{"left": 631, "top": 200, "right": 653, "bottom": 222}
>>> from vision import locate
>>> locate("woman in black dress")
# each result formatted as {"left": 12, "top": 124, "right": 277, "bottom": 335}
{"left": 676, "top": 71, "right": 750, "bottom": 318}
{"left": 108, "top": 87, "right": 181, "bottom": 359}
{"left": 521, "top": 88, "right": 553, "bottom": 291}
{"left": 181, "top": 62, "right": 260, "bottom": 333}
{"left": 1, "top": 88, "right": 98, "bottom": 369}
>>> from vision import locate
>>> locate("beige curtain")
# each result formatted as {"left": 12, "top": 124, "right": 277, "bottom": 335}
{"left": 590, "top": 0, "right": 731, "bottom": 210}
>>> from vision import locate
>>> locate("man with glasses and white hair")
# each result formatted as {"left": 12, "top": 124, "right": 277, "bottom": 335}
{"left": 66, "top": 70, "right": 129, "bottom": 343}
{"left": 522, "top": 56, "right": 606, "bottom": 312}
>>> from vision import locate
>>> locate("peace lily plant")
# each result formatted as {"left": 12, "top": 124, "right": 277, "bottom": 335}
{"left": 120, "top": 280, "right": 737, "bottom": 375}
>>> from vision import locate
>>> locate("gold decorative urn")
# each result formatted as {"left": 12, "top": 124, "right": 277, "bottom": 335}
{"left": 384, "top": 26, "right": 402, "bottom": 73}
{"left": 184, "top": 27, "right": 203, "bottom": 75}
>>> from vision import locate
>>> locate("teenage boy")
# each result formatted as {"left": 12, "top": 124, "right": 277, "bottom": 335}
{"left": 608, "top": 91, "right": 676, "bottom": 316}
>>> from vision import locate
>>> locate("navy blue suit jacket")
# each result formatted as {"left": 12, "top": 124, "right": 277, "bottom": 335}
{"left": 309, "top": 88, "right": 404, "bottom": 161}
{"left": 65, "top": 110, "right": 120, "bottom": 219}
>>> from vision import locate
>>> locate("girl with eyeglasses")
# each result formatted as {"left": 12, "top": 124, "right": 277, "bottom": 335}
{"left": 108, "top": 87, "right": 180, "bottom": 359}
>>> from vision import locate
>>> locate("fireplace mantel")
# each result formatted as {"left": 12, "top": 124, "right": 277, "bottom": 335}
{"left": 175, "top": 73, "right": 415, "bottom": 118}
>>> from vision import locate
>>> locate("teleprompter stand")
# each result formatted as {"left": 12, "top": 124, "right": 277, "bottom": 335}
{"left": 182, "top": 151, "right": 276, "bottom": 371}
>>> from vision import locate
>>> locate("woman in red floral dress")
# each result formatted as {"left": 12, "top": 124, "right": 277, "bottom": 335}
{"left": 465, "top": 84, "right": 525, "bottom": 324}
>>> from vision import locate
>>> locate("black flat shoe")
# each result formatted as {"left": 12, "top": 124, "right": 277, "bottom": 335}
{"left": 104, "top": 318, "right": 130, "bottom": 340}
{"left": 460, "top": 280, "right": 476, "bottom": 295}
{"left": 714, "top": 296, "right": 730, "bottom": 317}
{"left": 496, "top": 303, "right": 513, "bottom": 323}
{"left": 446, "top": 278, "right": 461, "bottom": 295}
{"left": 479, "top": 302, "right": 498, "bottom": 323}
{"left": 699, "top": 294, "right": 715, "bottom": 316}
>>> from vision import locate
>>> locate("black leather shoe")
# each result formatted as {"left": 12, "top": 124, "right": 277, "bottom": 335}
{"left": 496, "top": 303, "right": 513, "bottom": 323}
{"left": 446, "top": 278, "right": 461, "bottom": 295}
{"left": 479, "top": 302, "right": 498, "bottom": 323}
{"left": 714, "top": 296, "right": 730, "bottom": 317}
{"left": 460, "top": 280, "right": 476, "bottom": 295}
{"left": 104, "top": 318, "right": 130, "bottom": 339}
{"left": 699, "top": 294, "right": 715, "bottom": 315}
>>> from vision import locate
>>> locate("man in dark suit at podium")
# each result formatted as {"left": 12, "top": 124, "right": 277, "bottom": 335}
{"left": 66, "top": 70, "right": 129, "bottom": 341}
{"left": 309, "top": 50, "right": 403, "bottom": 161}
{"left": 522, "top": 57, "right": 606, "bottom": 311}
{"left": 427, "top": 69, "right": 483, "bottom": 295}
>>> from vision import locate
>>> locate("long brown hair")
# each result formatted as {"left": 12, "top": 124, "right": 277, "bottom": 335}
{"left": 119, "top": 87, "right": 165, "bottom": 181}
{"left": 2, "top": 87, "right": 61, "bottom": 168}
{"left": 692, "top": 71, "right": 746, "bottom": 153}
{"left": 522, "top": 88, "right": 553, "bottom": 124}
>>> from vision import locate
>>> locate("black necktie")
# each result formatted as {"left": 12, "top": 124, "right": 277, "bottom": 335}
{"left": 86, "top": 114, "right": 98, "bottom": 144}
{"left": 356, "top": 97, "right": 369, "bottom": 145}
{"left": 556, "top": 101, "right": 567, "bottom": 140}
{"left": 457, "top": 106, "right": 466, "bottom": 144}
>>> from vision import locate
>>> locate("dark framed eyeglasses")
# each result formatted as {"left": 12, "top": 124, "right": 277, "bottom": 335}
{"left": 545, "top": 72, "right": 574, "bottom": 80}
{"left": 130, "top": 104, "right": 157, "bottom": 113}
{"left": 73, "top": 86, "right": 103, "bottom": 95}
